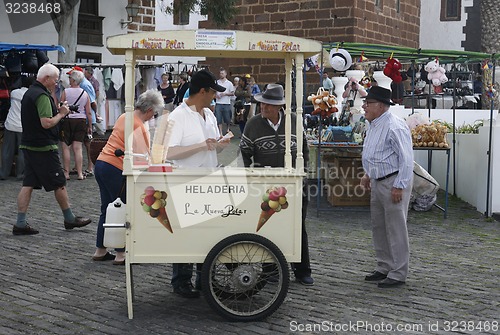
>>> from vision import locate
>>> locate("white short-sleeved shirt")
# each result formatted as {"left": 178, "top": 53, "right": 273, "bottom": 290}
{"left": 215, "top": 79, "right": 234, "bottom": 105}
{"left": 168, "top": 101, "right": 220, "bottom": 167}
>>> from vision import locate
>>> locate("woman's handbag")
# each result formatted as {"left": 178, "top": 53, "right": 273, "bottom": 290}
{"left": 235, "top": 108, "right": 245, "bottom": 123}
{"left": 90, "top": 137, "right": 108, "bottom": 165}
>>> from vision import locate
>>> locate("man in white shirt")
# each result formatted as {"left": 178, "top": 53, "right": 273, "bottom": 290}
{"left": 360, "top": 86, "right": 413, "bottom": 288}
{"left": 214, "top": 69, "right": 234, "bottom": 135}
{"left": 0, "top": 76, "right": 33, "bottom": 180}
{"left": 322, "top": 71, "right": 334, "bottom": 93}
{"left": 167, "top": 69, "right": 230, "bottom": 297}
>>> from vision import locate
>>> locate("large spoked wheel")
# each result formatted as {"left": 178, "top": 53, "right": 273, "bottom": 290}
{"left": 202, "top": 233, "right": 289, "bottom": 322}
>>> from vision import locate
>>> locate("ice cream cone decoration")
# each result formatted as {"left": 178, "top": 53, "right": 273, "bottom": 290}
{"left": 140, "top": 186, "right": 173, "bottom": 233}
{"left": 256, "top": 209, "right": 275, "bottom": 232}
{"left": 257, "top": 186, "right": 288, "bottom": 232}
{"left": 156, "top": 207, "right": 173, "bottom": 233}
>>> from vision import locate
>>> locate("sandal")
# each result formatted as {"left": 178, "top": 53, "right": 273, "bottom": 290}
{"left": 84, "top": 170, "right": 94, "bottom": 177}
{"left": 92, "top": 252, "right": 115, "bottom": 261}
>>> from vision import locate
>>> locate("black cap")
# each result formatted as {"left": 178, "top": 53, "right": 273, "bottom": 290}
{"left": 190, "top": 69, "right": 226, "bottom": 92}
{"left": 364, "top": 86, "right": 395, "bottom": 105}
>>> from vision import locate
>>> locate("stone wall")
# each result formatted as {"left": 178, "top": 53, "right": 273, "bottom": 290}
{"left": 199, "top": 0, "right": 420, "bottom": 90}
{"left": 126, "top": 0, "right": 155, "bottom": 60}
{"left": 127, "top": 0, "right": 155, "bottom": 33}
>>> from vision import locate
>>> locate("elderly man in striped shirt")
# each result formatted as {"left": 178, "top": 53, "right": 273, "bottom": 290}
{"left": 360, "top": 86, "right": 413, "bottom": 288}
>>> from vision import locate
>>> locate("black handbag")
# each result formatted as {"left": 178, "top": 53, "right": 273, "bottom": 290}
{"left": 22, "top": 50, "right": 38, "bottom": 73}
{"left": 5, "top": 52, "right": 22, "bottom": 74}
{"left": 36, "top": 50, "right": 50, "bottom": 68}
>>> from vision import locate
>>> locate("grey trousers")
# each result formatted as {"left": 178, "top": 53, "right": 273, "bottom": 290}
{"left": 370, "top": 175, "right": 412, "bottom": 281}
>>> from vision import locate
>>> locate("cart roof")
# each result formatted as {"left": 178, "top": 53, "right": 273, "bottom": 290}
{"left": 107, "top": 30, "right": 322, "bottom": 59}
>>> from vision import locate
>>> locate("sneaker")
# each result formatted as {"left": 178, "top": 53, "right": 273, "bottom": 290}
{"left": 296, "top": 275, "right": 314, "bottom": 286}
{"left": 13, "top": 224, "right": 39, "bottom": 235}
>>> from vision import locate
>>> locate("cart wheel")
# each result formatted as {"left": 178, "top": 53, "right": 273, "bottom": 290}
{"left": 202, "top": 233, "right": 289, "bottom": 322}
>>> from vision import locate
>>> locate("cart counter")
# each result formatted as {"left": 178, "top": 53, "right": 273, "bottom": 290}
{"left": 125, "top": 167, "right": 305, "bottom": 264}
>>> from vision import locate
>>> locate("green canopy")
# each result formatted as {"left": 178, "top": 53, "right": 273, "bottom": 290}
{"left": 323, "top": 42, "right": 499, "bottom": 64}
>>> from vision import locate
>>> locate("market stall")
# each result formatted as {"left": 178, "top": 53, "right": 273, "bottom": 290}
{"left": 312, "top": 42, "right": 500, "bottom": 216}
{"left": 0, "top": 43, "right": 65, "bottom": 124}
{"left": 106, "top": 30, "right": 322, "bottom": 321}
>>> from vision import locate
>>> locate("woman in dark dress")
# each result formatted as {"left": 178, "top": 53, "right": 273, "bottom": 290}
{"left": 158, "top": 73, "right": 175, "bottom": 112}
{"left": 173, "top": 73, "right": 189, "bottom": 107}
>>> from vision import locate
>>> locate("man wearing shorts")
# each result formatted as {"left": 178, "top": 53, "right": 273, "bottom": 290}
{"left": 214, "top": 68, "right": 234, "bottom": 135}
{"left": 12, "top": 63, "right": 91, "bottom": 235}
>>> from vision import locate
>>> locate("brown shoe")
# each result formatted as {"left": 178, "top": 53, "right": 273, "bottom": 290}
{"left": 13, "top": 224, "right": 39, "bottom": 235}
{"left": 64, "top": 217, "right": 91, "bottom": 230}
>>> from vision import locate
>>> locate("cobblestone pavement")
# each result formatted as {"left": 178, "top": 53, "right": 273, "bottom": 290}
{"left": 0, "top": 128, "right": 499, "bottom": 335}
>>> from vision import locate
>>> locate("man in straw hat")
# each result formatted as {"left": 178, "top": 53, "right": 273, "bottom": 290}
{"left": 239, "top": 83, "right": 314, "bottom": 286}
{"left": 359, "top": 86, "right": 413, "bottom": 288}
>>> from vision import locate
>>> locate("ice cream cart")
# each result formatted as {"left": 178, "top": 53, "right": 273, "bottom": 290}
{"left": 106, "top": 30, "right": 322, "bottom": 321}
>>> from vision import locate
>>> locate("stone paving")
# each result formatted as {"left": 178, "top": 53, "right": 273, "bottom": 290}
{"left": 0, "top": 128, "right": 499, "bottom": 334}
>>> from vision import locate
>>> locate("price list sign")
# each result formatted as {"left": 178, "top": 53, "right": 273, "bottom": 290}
{"left": 195, "top": 30, "right": 236, "bottom": 50}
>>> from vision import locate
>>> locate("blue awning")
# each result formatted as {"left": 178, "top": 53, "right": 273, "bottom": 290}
{"left": 0, "top": 43, "right": 65, "bottom": 53}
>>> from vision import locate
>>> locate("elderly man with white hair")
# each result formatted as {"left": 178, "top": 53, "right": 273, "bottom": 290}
{"left": 12, "top": 63, "right": 91, "bottom": 235}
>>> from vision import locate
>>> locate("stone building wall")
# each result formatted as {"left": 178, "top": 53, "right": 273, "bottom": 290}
{"left": 127, "top": 0, "right": 156, "bottom": 60}
{"left": 127, "top": 0, "right": 155, "bottom": 33}
{"left": 198, "top": 0, "right": 421, "bottom": 88}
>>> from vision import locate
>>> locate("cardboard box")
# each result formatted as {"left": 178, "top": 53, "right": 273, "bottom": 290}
{"left": 326, "top": 178, "right": 370, "bottom": 206}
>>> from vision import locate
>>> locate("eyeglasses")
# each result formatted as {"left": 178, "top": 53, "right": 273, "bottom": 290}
{"left": 362, "top": 100, "right": 379, "bottom": 107}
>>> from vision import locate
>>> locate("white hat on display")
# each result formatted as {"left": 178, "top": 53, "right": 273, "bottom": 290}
{"left": 329, "top": 48, "right": 352, "bottom": 72}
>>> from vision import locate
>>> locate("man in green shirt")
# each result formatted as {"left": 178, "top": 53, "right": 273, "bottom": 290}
{"left": 13, "top": 63, "right": 91, "bottom": 235}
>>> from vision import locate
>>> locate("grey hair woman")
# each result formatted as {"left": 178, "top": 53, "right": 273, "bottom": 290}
{"left": 92, "top": 89, "right": 163, "bottom": 265}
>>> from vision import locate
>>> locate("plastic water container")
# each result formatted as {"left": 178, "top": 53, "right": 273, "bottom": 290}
{"left": 103, "top": 198, "right": 127, "bottom": 248}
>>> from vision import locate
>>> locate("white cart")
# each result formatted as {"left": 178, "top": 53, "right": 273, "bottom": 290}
{"left": 106, "top": 30, "right": 322, "bottom": 321}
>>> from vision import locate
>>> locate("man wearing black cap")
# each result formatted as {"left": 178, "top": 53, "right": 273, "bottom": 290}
{"left": 359, "top": 86, "right": 413, "bottom": 288}
{"left": 167, "top": 69, "right": 230, "bottom": 297}
{"left": 239, "top": 83, "right": 314, "bottom": 286}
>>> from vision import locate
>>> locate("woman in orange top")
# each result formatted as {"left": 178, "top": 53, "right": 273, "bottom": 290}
{"left": 92, "top": 89, "right": 164, "bottom": 265}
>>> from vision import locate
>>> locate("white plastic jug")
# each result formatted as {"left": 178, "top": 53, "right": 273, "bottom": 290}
{"left": 103, "top": 198, "right": 127, "bottom": 248}
{"left": 106, "top": 198, "right": 126, "bottom": 224}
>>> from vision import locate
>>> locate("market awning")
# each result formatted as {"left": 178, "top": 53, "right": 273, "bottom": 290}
{"left": 323, "top": 42, "right": 499, "bottom": 64}
{"left": 0, "top": 43, "right": 65, "bottom": 53}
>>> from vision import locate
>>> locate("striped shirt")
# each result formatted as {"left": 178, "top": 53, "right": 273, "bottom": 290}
{"left": 362, "top": 111, "right": 413, "bottom": 189}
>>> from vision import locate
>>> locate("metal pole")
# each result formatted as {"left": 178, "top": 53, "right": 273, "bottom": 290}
{"left": 452, "top": 62, "right": 457, "bottom": 196}
{"left": 410, "top": 60, "right": 416, "bottom": 114}
{"left": 316, "top": 45, "right": 325, "bottom": 216}
{"left": 485, "top": 57, "right": 496, "bottom": 217}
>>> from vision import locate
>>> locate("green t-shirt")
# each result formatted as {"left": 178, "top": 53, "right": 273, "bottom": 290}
{"left": 20, "top": 94, "right": 59, "bottom": 151}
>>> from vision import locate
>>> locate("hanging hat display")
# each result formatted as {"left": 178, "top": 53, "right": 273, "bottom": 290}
{"left": 329, "top": 48, "right": 352, "bottom": 72}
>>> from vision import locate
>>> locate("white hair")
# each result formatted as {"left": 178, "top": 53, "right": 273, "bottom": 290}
{"left": 69, "top": 70, "right": 84, "bottom": 84}
{"left": 37, "top": 63, "right": 59, "bottom": 80}
{"left": 135, "top": 89, "right": 164, "bottom": 114}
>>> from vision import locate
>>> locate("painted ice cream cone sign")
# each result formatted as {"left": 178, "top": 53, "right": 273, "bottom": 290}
{"left": 257, "top": 186, "right": 289, "bottom": 232}
{"left": 140, "top": 186, "right": 173, "bottom": 233}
